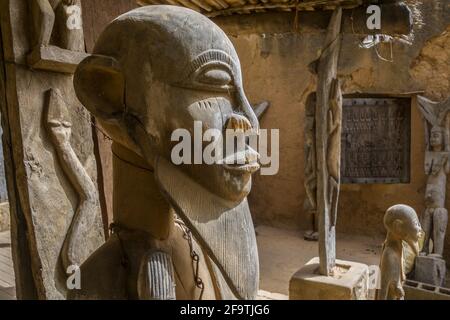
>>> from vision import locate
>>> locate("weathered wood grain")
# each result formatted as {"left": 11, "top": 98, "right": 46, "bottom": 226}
{"left": 315, "top": 7, "right": 342, "bottom": 276}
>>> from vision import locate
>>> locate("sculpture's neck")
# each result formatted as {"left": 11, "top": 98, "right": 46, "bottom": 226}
{"left": 112, "top": 142, "right": 172, "bottom": 239}
{"left": 385, "top": 232, "right": 403, "bottom": 253}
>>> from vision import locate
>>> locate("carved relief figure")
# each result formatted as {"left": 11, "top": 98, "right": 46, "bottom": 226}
{"left": 307, "top": 7, "right": 342, "bottom": 276}
{"left": 326, "top": 78, "right": 342, "bottom": 227}
{"left": 302, "top": 77, "right": 341, "bottom": 242}
{"left": 304, "top": 92, "right": 318, "bottom": 241}
{"left": 303, "top": 78, "right": 341, "bottom": 241}
{"left": 29, "top": 0, "right": 84, "bottom": 52}
{"left": 70, "top": 6, "right": 259, "bottom": 299}
{"left": 417, "top": 96, "right": 450, "bottom": 257}
{"left": 45, "top": 89, "right": 103, "bottom": 277}
{"left": 377, "top": 205, "right": 422, "bottom": 300}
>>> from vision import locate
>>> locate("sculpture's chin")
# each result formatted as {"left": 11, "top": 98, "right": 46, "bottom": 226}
{"left": 201, "top": 173, "right": 252, "bottom": 204}
{"left": 178, "top": 162, "right": 253, "bottom": 204}
{"left": 406, "top": 239, "right": 420, "bottom": 256}
{"left": 223, "top": 175, "right": 252, "bottom": 203}
{"left": 213, "top": 167, "right": 252, "bottom": 203}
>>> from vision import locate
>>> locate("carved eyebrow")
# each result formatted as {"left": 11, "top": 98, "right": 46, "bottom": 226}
{"left": 183, "top": 49, "right": 237, "bottom": 78}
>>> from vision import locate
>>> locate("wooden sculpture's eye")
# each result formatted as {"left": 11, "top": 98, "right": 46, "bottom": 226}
{"left": 197, "top": 68, "right": 232, "bottom": 86}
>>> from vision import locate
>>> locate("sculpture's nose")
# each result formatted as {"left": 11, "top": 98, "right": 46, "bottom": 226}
{"left": 234, "top": 87, "right": 259, "bottom": 132}
{"left": 223, "top": 113, "right": 260, "bottom": 165}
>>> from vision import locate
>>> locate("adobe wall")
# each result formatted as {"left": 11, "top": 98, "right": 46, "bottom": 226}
{"left": 213, "top": 1, "right": 450, "bottom": 260}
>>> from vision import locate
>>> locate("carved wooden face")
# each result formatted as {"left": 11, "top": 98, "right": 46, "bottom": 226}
{"left": 430, "top": 127, "right": 444, "bottom": 150}
{"left": 393, "top": 211, "right": 422, "bottom": 254}
{"left": 146, "top": 49, "right": 260, "bottom": 202}
{"left": 129, "top": 8, "right": 261, "bottom": 202}
{"left": 400, "top": 216, "right": 422, "bottom": 255}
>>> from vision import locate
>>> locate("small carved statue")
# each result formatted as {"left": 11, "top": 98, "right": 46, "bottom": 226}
{"left": 417, "top": 96, "right": 450, "bottom": 257}
{"left": 377, "top": 204, "right": 422, "bottom": 300}
{"left": 423, "top": 126, "right": 449, "bottom": 257}
{"left": 29, "top": 0, "right": 84, "bottom": 52}
{"left": 70, "top": 6, "right": 259, "bottom": 300}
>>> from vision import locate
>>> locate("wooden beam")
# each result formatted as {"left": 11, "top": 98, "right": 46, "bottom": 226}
{"left": 136, "top": 0, "right": 411, "bottom": 35}
{"left": 315, "top": 6, "right": 342, "bottom": 277}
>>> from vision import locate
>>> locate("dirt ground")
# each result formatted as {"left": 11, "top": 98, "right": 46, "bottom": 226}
{"left": 256, "top": 225, "right": 450, "bottom": 299}
{"left": 256, "top": 225, "right": 384, "bottom": 297}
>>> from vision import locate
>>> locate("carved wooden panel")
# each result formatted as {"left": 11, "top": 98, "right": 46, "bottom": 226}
{"left": 340, "top": 97, "right": 411, "bottom": 184}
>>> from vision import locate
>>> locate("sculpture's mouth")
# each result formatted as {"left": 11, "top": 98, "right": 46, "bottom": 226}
{"left": 218, "top": 148, "right": 260, "bottom": 174}
{"left": 223, "top": 162, "right": 260, "bottom": 173}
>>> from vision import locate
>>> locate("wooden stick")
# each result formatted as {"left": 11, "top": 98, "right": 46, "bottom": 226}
{"left": 315, "top": 6, "right": 342, "bottom": 276}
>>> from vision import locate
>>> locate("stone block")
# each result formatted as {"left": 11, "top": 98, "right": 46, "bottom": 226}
{"left": 404, "top": 280, "right": 450, "bottom": 300}
{"left": 289, "top": 257, "right": 369, "bottom": 300}
{"left": 414, "top": 255, "right": 446, "bottom": 287}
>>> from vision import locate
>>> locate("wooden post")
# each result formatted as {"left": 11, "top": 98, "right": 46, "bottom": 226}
{"left": 315, "top": 7, "right": 342, "bottom": 276}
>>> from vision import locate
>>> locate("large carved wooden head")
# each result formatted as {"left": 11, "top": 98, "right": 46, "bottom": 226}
{"left": 74, "top": 5, "right": 260, "bottom": 299}
{"left": 74, "top": 5, "right": 259, "bottom": 203}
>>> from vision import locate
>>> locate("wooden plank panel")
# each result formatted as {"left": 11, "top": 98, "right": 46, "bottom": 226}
{"left": 315, "top": 7, "right": 342, "bottom": 276}
{"left": 0, "top": 259, "right": 14, "bottom": 273}
{"left": 0, "top": 232, "right": 15, "bottom": 299}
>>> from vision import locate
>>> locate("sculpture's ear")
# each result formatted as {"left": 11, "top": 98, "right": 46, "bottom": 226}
{"left": 392, "top": 219, "right": 404, "bottom": 235}
{"left": 74, "top": 55, "right": 125, "bottom": 121}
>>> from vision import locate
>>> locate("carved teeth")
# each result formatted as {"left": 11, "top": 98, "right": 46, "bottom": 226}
{"left": 219, "top": 113, "right": 260, "bottom": 167}
{"left": 226, "top": 114, "right": 252, "bottom": 131}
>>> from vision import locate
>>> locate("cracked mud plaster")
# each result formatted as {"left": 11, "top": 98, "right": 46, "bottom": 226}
{"left": 411, "top": 26, "right": 450, "bottom": 101}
